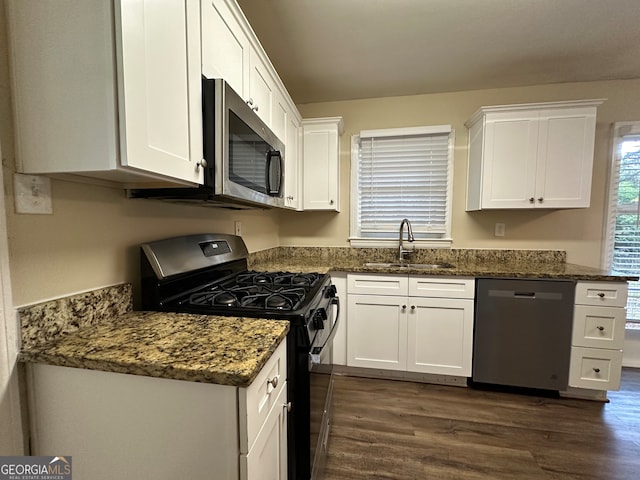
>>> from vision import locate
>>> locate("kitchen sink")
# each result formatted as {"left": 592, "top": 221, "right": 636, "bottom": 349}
{"left": 363, "top": 262, "right": 455, "bottom": 269}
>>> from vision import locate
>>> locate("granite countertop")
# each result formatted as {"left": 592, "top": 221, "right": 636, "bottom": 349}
{"left": 249, "top": 247, "right": 638, "bottom": 282}
{"left": 18, "top": 286, "right": 289, "bottom": 388}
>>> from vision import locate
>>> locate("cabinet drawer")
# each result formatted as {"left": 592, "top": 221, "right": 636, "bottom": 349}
{"left": 572, "top": 305, "right": 626, "bottom": 350}
{"left": 569, "top": 346, "right": 622, "bottom": 391}
{"left": 347, "top": 273, "right": 408, "bottom": 296}
{"left": 408, "top": 276, "right": 475, "bottom": 299}
{"left": 239, "top": 339, "right": 287, "bottom": 454}
{"left": 575, "top": 282, "right": 628, "bottom": 307}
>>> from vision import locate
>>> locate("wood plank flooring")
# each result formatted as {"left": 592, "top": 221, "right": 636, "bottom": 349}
{"left": 324, "top": 368, "right": 640, "bottom": 479}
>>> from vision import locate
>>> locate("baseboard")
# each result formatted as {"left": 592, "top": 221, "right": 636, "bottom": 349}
{"left": 332, "top": 365, "right": 468, "bottom": 387}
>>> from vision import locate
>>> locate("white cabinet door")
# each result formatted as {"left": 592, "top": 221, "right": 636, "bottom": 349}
{"left": 407, "top": 297, "right": 474, "bottom": 376}
{"left": 481, "top": 112, "right": 539, "bottom": 208}
{"left": 302, "top": 118, "right": 344, "bottom": 211}
{"left": 241, "top": 385, "right": 288, "bottom": 480}
{"left": 249, "top": 48, "right": 275, "bottom": 126}
{"left": 116, "top": 0, "right": 203, "bottom": 184}
{"left": 201, "top": 0, "right": 250, "bottom": 98}
{"left": 284, "top": 112, "right": 302, "bottom": 210}
{"left": 535, "top": 108, "right": 596, "bottom": 208}
{"left": 272, "top": 90, "right": 289, "bottom": 144}
{"left": 347, "top": 295, "right": 408, "bottom": 370}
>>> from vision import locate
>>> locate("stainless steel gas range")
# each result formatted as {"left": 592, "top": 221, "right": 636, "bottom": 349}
{"left": 139, "top": 234, "right": 339, "bottom": 480}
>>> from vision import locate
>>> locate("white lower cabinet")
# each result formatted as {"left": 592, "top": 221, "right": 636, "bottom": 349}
{"left": 27, "top": 340, "right": 287, "bottom": 480}
{"left": 348, "top": 294, "right": 408, "bottom": 370}
{"left": 569, "top": 282, "right": 627, "bottom": 391}
{"left": 347, "top": 274, "right": 474, "bottom": 377}
{"left": 241, "top": 386, "right": 288, "bottom": 480}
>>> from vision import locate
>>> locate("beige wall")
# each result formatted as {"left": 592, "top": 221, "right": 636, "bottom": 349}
{"left": 280, "top": 79, "right": 640, "bottom": 269}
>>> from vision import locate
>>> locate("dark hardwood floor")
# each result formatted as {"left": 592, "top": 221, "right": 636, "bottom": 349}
{"left": 324, "top": 368, "right": 640, "bottom": 479}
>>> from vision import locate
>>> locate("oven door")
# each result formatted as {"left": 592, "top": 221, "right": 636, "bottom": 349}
{"left": 309, "top": 297, "right": 339, "bottom": 480}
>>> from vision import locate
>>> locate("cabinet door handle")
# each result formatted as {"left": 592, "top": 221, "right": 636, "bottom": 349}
{"left": 597, "top": 292, "right": 605, "bottom": 298}
{"left": 411, "top": 305, "right": 416, "bottom": 310}
{"left": 246, "top": 98, "right": 254, "bottom": 106}
{"left": 537, "top": 197, "right": 544, "bottom": 203}
{"left": 529, "top": 197, "right": 535, "bottom": 203}
{"left": 197, "top": 159, "right": 207, "bottom": 169}
{"left": 252, "top": 105, "right": 259, "bottom": 112}
{"left": 597, "top": 325, "right": 605, "bottom": 331}
{"left": 402, "top": 305, "right": 407, "bottom": 310}
{"left": 267, "top": 375, "right": 279, "bottom": 391}
{"left": 593, "top": 368, "right": 601, "bottom": 374}
{"left": 283, "top": 402, "right": 292, "bottom": 413}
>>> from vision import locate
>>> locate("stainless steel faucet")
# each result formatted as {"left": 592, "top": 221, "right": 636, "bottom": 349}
{"left": 398, "top": 218, "right": 415, "bottom": 262}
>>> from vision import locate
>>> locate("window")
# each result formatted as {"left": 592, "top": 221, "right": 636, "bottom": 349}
{"left": 604, "top": 121, "right": 640, "bottom": 327}
{"left": 350, "top": 125, "right": 453, "bottom": 247}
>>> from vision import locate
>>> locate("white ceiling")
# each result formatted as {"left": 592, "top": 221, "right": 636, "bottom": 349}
{"left": 236, "top": 0, "right": 640, "bottom": 104}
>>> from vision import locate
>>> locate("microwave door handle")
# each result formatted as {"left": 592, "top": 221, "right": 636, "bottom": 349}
{"left": 309, "top": 297, "right": 341, "bottom": 365}
{"left": 265, "top": 151, "right": 282, "bottom": 195}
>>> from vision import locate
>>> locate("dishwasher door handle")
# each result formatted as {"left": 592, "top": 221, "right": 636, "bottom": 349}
{"left": 514, "top": 291, "right": 536, "bottom": 298}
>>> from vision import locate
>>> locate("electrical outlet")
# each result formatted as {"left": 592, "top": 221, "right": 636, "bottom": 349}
{"left": 234, "top": 221, "right": 242, "bottom": 236}
{"left": 494, "top": 223, "right": 505, "bottom": 237}
{"left": 14, "top": 173, "right": 53, "bottom": 214}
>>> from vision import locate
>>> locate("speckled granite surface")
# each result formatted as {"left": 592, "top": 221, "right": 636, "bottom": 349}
{"left": 249, "top": 247, "right": 637, "bottom": 282}
{"left": 19, "top": 284, "right": 289, "bottom": 387}
{"left": 20, "top": 311, "right": 288, "bottom": 387}
{"left": 19, "top": 284, "right": 133, "bottom": 350}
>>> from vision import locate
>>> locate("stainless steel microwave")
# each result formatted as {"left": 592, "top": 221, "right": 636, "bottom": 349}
{"left": 129, "top": 78, "right": 285, "bottom": 209}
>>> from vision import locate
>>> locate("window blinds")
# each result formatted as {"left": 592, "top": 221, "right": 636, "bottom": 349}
{"left": 605, "top": 123, "right": 640, "bottom": 322}
{"left": 357, "top": 127, "right": 451, "bottom": 238}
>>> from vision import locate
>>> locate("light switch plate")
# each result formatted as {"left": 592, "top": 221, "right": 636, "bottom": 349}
{"left": 494, "top": 223, "right": 505, "bottom": 237}
{"left": 14, "top": 173, "right": 53, "bottom": 214}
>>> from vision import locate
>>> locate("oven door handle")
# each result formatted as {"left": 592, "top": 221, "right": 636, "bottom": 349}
{"left": 309, "top": 296, "right": 340, "bottom": 365}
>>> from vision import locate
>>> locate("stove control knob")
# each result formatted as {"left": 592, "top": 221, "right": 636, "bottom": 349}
{"left": 324, "top": 284, "right": 337, "bottom": 298}
{"left": 313, "top": 308, "right": 327, "bottom": 329}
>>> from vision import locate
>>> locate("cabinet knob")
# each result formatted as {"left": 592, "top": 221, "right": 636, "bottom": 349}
{"left": 197, "top": 159, "right": 207, "bottom": 169}
{"left": 283, "top": 402, "right": 292, "bottom": 413}
{"left": 330, "top": 199, "right": 335, "bottom": 205}
{"left": 597, "top": 325, "right": 605, "bottom": 331}
{"left": 597, "top": 292, "right": 605, "bottom": 298}
{"left": 411, "top": 305, "right": 416, "bottom": 310}
{"left": 402, "top": 305, "right": 407, "bottom": 310}
{"left": 537, "top": 197, "right": 544, "bottom": 203}
{"left": 593, "top": 368, "right": 601, "bottom": 374}
{"left": 529, "top": 197, "right": 535, "bottom": 203}
{"left": 252, "top": 105, "right": 259, "bottom": 112}
{"left": 246, "top": 98, "right": 254, "bottom": 106}
{"left": 267, "top": 376, "right": 279, "bottom": 390}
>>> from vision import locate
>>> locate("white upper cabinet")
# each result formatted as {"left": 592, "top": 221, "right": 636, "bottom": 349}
{"left": 201, "top": 0, "right": 250, "bottom": 98}
{"left": 8, "top": 0, "right": 204, "bottom": 187}
{"left": 284, "top": 107, "right": 303, "bottom": 211}
{"left": 201, "top": 0, "right": 296, "bottom": 141}
{"left": 465, "top": 100, "right": 604, "bottom": 210}
{"left": 302, "top": 117, "right": 344, "bottom": 211}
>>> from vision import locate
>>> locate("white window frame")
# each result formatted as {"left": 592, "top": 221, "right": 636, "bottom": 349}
{"left": 349, "top": 125, "right": 454, "bottom": 248}
{"left": 603, "top": 121, "right": 640, "bottom": 326}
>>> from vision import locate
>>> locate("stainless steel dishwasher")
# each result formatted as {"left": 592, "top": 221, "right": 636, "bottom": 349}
{"left": 472, "top": 278, "right": 575, "bottom": 391}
